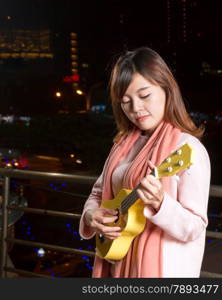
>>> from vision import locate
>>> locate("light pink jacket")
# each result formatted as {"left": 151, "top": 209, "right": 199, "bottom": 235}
{"left": 79, "top": 133, "right": 211, "bottom": 277}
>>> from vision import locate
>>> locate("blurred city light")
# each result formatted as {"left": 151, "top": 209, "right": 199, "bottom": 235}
{"left": 91, "top": 104, "right": 106, "bottom": 113}
{"left": 76, "top": 89, "right": 83, "bottom": 95}
{"left": 55, "top": 92, "right": 62, "bottom": 98}
{"left": 37, "top": 248, "right": 45, "bottom": 257}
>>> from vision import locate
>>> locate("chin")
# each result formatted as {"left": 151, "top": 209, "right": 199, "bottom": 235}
{"left": 137, "top": 122, "right": 153, "bottom": 131}
{"left": 137, "top": 119, "right": 161, "bottom": 132}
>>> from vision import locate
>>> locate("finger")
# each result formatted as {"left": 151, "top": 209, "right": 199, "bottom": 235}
{"left": 144, "top": 175, "right": 163, "bottom": 194}
{"left": 96, "top": 214, "right": 118, "bottom": 225}
{"left": 140, "top": 178, "right": 158, "bottom": 196}
{"left": 137, "top": 188, "right": 153, "bottom": 204}
{"left": 139, "top": 186, "right": 163, "bottom": 202}
{"left": 97, "top": 227, "right": 121, "bottom": 239}
{"left": 102, "top": 215, "right": 118, "bottom": 224}
{"left": 148, "top": 160, "right": 156, "bottom": 169}
{"left": 103, "top": 225, "right": 121, "bottom": 233}
{"left": 147, "top": 174, "right": 161, "bottom": 187}
{"left": 102, "top": 208, "right": 118, "bottom": 216}
{"left": 98, "top": 225, "right": 121, "bottom": 237}
{"left": 105, "top": 235, "right": 120, "bottom": 240}
{"left": 148, "top": 160, "right": 157, "bottom": 176}
{"left": 105, "top": 231, "right": 121, "bottom": 239}
{"left": 94, "top": 218, "right": 121, "bottom": 232}
{"left": 137, "top": 190, "right": 160, "bottom": 211}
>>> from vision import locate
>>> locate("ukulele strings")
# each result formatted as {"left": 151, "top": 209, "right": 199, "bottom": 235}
{"left": 120, "top": 146, "right": 188, "bottom": 213}
{"left": 120, "top": 166, "right": 157, "bottom": 213}
{"left": 120, "top": 185, "right": 140, "bottom": 214}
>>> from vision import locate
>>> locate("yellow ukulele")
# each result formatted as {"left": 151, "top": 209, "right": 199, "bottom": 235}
{"left": 96, "top": 143, "right": 194, "bottom": 260}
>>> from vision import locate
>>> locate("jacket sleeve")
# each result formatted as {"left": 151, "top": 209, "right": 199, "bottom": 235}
{"left": 144, "top": 138, "right": 211, "bottom": 242}
{"left": 79, "top": 173, "right": 103, "bottom": 239}
{"left": 78, "top": 141, "right": 119, "bottom": 240}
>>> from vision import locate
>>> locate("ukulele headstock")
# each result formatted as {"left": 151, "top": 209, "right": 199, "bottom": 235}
{"left": 155, "top": 143, "right": 194, "bottom": 179}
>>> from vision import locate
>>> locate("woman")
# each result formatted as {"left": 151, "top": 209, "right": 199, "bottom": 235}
{"left": 79, "top": 47, "right": 211, "bottom": 277}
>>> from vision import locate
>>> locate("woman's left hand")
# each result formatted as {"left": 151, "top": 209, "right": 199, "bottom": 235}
{"left": 136, "top": 160, "right": 164, "bottom": 212}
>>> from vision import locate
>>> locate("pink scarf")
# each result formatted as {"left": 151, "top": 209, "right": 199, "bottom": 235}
{"left": 92, "top": 121, "right": 181, "bottom": 277}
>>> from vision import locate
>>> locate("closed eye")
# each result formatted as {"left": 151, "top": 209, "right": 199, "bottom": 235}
{"left": 140, "top": 93, "right": 151, "bottom": 99}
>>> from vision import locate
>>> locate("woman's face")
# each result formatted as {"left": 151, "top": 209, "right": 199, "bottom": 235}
{"left": 120, "top": 72, "right": 166, "bottom": 134}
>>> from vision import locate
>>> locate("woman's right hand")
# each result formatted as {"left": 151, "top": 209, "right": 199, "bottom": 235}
{"left": 84, "top": 208, "right": 121, "bottom": 240}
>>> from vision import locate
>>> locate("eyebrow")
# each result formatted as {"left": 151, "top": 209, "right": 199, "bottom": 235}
{"left": 124, "top": 86, "right": 151, "bottom": 97}
{"left": 136, "top": 86, "right": 151, "bottom": 92}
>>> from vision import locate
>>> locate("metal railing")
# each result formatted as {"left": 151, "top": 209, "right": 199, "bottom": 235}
{"left": 0, "top": 168, "right": 97, "bottom": 278}
{"left": 1, "top": 167, "right": 222, "bottom": 278}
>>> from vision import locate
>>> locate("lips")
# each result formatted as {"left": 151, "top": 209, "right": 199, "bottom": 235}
{"left": 136, "top": 115, "right": 150, "bottom": 121}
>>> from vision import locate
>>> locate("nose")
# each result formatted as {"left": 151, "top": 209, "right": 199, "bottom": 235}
{"left": 131, "top": 98, "right": 143, "bottom": 112}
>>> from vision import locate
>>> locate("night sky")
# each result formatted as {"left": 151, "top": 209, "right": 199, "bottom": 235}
{"left": 1, "top": 0, "right": 222, "bottom": 49}
{"left": 1, "top": 0, "right": 222, "bottom": 113}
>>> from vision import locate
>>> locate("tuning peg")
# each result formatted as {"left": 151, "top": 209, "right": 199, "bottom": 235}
{"left": 165, "top": 157, "right": 171, "bottom": 163}
{"left": 176, "top": 149, "right": 182, "bottom": 155}
{"left": 166, "top": 166, "right": 173, "bottom": 172}
{"left": 177, "top": 160, "right": 184, "bottom": 166}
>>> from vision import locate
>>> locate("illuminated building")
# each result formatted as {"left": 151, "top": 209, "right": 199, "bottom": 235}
{"left": 0, "top": 29, "right": 53, "bottom": 60}
{"left": 0, "top": 28, "right": 54, "bottom": 115}
{"left": 70, "top": 32, "right": 79, "bottom": 91}
{"left": 166, "top": 0, "right": 200, "bottom": 46}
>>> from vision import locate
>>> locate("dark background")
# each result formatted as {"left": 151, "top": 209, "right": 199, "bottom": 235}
{"left": 1, "top": 0, "right": 222, "bottom": 114}
{"left": 1, "top": 0, "right": 222, "bottom": 278}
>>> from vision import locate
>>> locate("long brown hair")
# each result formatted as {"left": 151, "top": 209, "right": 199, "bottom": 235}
{"left": 110, "top": 47, "right": 204, "bottom": 140}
